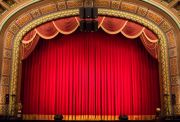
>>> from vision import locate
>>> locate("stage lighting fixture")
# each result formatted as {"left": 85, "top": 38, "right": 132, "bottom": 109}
{"left": 155, "top": 108, "right": 161, "bottom": 120}
{"left": 119, "top": 115, "right": 128, "bottom": 121}
{"left": 85, "top": 7, "right": 92, "bottom": 18}
{"left": 92, "top": 20, "right": 98, "bottom": 32}
{"left": 80, "top": 20, "right": 98, "bottom": 32}
{"left": 85, "top": 20, "right": 93, "bottom": 32}
{"left": 80, "top": 20, "right": 86, "bottom": 32}
{"left": 79, "top": 7, "right": 98, "bottom": 19}
{"left": 79, "top": 7, "right": 85, "bottom": 19}
{"left": 92, "top": 7, "right": 98, "bottom": 19}
{"left": 79, "top": 7, "right": 98, "bottom": 32}
{"left": 54, "top": 114, "right": 63, "bottom": 121}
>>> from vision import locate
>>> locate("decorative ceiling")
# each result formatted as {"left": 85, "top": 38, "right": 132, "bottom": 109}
{"left": 161, "top": 0, "right": 180, "bottom": 11}
{"left": 0, "top": 0, "right": 179, "bottom": 19}
{"left": 0, "top": 0, "right": 18, "bottom": 14}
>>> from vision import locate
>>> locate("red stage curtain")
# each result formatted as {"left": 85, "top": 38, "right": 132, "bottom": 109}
{"left": 21, "top": 30, "right": 160, "bottom": 119}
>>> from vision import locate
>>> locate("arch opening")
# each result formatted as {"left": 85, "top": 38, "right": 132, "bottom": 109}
{"left": 21, "top": 29, "right": 161, "bottom": 120}
{"left": 0, "top": 8, "right": 173, "bottom": 119}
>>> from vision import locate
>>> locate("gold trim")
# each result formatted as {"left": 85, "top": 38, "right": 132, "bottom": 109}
{"left": 9, "top": 8, "right": 171, "bottom": 117}
{"left": 35, "top": 28, "right": 59, "bottom": 40}
{"left": 121, "top": 27, "right": 145, "bottom": 39}
{"left": 52, "top": 18, "right": 79, "bottom": 35}
{"left": 22, "top": 31, "right": 37, "bottom": 44}
{"left": 143, "top": 31, "right": 158, "bottom": 43}
{"left": 98, "top": 16, "right": 105, "bottom": 28}
{"left": 101, "top": 20, "right": 128, "bottom": 34}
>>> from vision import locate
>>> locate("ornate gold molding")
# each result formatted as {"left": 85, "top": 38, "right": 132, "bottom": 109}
{"left": 0, "top": 0, "right": 179, "bottom": 30}
{"left": 8, "top": 8, "right": 172, "bottom": 117}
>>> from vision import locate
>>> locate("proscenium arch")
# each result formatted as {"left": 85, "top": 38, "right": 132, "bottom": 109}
{"left": 8, "top": 8, "right": 172, "bottom": 118}
{"left": 0, "top": 0, "right": 180, "bottom": 30}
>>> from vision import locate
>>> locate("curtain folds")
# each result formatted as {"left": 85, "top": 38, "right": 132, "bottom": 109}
{"left": 21, "top": 17, "right": 159, "bottom": 60}
{"left": 21, "top": 32, "right": 40, "bottom": 60}
{"left": 21, "top": 30, "right": 160, "bottom": 120}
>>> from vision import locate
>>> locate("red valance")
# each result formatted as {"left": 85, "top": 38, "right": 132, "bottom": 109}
{"left": 21, "top": 17, "right": 159, "bottom": 60}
